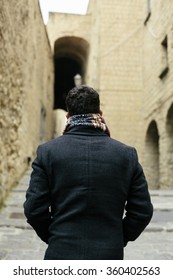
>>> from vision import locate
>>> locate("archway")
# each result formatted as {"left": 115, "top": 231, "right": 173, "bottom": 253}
{"left": 145, "top": 120, "right": 160, "bottom": 189}
{"left": 166, "top": 103, "right": 173, "bottom": 188}
{"left": 54, "top": 36, "right": 89, "bottom": 110}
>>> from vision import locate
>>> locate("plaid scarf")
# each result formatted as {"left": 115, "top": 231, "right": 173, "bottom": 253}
{"left": 63, "top": 114, "right": 110, "bottom": 136}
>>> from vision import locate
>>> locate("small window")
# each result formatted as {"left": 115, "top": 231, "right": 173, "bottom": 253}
{"left": 159, "top": 35, "right": 169, "bottom": 79}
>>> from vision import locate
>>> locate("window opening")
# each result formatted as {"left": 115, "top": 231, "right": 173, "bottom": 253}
{"left": 159, "top": 35, "right": 169, "bottom": 79}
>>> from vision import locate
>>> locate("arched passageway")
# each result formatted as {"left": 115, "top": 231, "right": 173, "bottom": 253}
{"left": 166, "top": 103, "right": 173, "bottom": 188}
{"left": 145, "top": 120, "right": 160, "bottom": 189}
{"left": 54, "top": 36, "right": 89, "bottom": 110}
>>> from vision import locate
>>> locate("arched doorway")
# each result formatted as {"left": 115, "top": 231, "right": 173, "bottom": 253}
{"left": 166, "top": 103, "right": 173, "bottom": 188}
{"left": 145, "top": 120, "right": 160, "bottom": 189}
{"left": 54, "top": 36, "right": 89, "bottom": 110}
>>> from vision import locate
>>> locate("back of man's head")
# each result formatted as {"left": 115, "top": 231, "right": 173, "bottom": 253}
{"left": 65, "top": 85, "right": 100, "bottom": 116}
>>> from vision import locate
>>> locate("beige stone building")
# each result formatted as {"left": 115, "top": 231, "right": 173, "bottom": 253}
{"left": 47, "top": 0, "right": 144, "bottom": 152}
{"left": 1, "top": 0, "right": 173, "bottom": 205}
{"left": 143, "top": 0, "right": 173, "bottom": 189}
{"left": 47, "top": 0, "right": 173, "bottom": 190}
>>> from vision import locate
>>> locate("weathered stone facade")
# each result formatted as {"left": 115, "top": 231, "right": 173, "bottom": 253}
{"left": 143, "top": 0, "right": 173, "bottom": 189}
{"left": 0, "top": 0, "right": 54, "bottom": 205}
{"left": 47, "top": 0, "right": 173, "bottom": 189}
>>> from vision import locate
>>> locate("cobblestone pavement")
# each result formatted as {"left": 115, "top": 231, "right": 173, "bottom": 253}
{"left": 0, "top": 169, "right": 173, "bottom": 260}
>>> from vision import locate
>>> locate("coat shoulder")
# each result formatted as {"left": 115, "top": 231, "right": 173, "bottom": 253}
{"left": 39, "top": 135, "right": 65, "bottom": 149}
{"left": 109, "top": 137, "right": 135, "bottom": 152}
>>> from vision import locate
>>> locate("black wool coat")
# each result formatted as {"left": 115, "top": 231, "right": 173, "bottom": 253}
{"left": 24, "top": 126, "right": 153, "bottom": 260}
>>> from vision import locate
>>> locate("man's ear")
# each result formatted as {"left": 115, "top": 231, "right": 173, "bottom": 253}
{"left": 66, "top": 112, "right": 70, "bottom": 119}
{"left": 99, "top": 110, "right": 103, "bottom": 116}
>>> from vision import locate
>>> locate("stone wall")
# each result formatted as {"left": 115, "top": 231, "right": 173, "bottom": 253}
{"left": 0, "top": 0, "right": 54, "bottom": 205}
{"left": 143, "top": 0, "right": 173, "bottom": 189}
{"left": 98, "top": 0, "right": 144, "bottom": 150}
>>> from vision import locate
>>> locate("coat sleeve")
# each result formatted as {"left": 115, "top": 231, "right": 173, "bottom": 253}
{"left": 123, "top": 148, "right": 153, "bottom": 247}
{"left": 23, "top": 145, "right": 52, "bottom": 244}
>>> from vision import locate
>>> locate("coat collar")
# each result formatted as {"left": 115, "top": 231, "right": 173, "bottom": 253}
{"left": 64, "top": 125, "right": 109, "bottom": 137}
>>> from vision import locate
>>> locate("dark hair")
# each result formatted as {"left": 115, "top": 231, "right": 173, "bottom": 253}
{"left": 65, "top": 85, "right": 100, "bottom": 116}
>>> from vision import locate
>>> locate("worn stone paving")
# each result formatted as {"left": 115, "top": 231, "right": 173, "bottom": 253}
{"left": 0, "top": 169, "right": 173, "bottom": 260}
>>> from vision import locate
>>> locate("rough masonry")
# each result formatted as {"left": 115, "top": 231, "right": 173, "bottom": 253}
{"left": 0, "top": 0, "right": 54, "bottom": 205}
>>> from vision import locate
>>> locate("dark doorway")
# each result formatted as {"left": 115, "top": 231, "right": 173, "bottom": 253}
{"left": 166, "top": 103, "right": 173, "bottom": 188}
{"left": 54, "top": 57, "right": 82, "bottom": 110}
{"left": 53, "top": 36, "right": 89, "bottom": 111}
{"left": 145, "top": 120, "right": 160, "bottom": 189}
